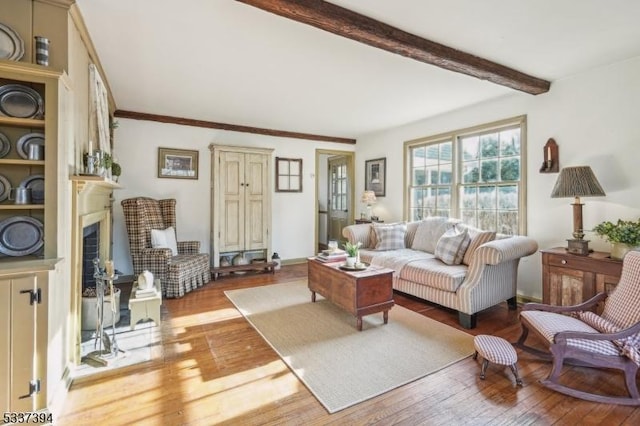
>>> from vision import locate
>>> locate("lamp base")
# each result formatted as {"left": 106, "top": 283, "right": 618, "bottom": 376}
{"left": 566, "top": 239, "right": 591, "bottom": 256}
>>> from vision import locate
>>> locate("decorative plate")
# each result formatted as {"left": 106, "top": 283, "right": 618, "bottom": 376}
{"left": 16, "top": 132, "right": 44, "bottom": 160}
{"left": 19, "top": 174, "right": 44, "bottom": 204}
{"left": 0, "top": 84, "right": 44, "bottom": 118}
{"left": 0, "top": 22, "right": 24, "bottom": 61}
{"left": 0, "top": 174, "right": 10, "bottom": 202}
{"left": 0, "top": 131, "right": 10, "bottom": 158}
{"left": 339, "top": 262, "right": 370, "bottom": 271}
{"left": 0, "top": 216, "right": 44, "bottom": 256}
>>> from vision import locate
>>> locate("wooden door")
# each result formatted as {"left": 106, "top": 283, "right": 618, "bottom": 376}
{"left": 328, "top": 156, "right": 350, "bottom": 242}
{"left": 244, "top": 153, "right": 269, "bottom": 250}
{"left": 219, "top": 151, "right": 244, "bottom": 252}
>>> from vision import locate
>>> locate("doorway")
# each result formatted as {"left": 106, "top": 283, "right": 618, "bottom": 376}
{"left": 315, "top": 149, "right": 355, "bottom": 252}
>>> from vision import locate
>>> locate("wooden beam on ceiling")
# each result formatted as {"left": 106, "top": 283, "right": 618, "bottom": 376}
{"left": 236, "top": 0, "right": 551, "bottom": 95}
{"left": 114, "top": 110, "right": 356, "bottom": 144}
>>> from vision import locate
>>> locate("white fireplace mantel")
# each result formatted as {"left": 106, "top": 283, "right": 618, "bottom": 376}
{"left": 69, "top": 175, "right": 122, "bottom": 365}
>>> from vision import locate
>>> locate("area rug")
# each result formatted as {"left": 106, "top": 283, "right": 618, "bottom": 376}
{"left": 225, "top": 281, "right": 474, "bottom": 413}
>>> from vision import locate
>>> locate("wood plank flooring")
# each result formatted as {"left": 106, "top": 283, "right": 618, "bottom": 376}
{"left": 57, "top": 264, "right": 640, "bottom": 425}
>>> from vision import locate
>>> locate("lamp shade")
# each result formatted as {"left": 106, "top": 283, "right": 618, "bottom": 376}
{"left": 550, "top": 166, "right": 606, "bottom": 198}
{"left": 361, "top": 190, "right": 377, "bottom": 204}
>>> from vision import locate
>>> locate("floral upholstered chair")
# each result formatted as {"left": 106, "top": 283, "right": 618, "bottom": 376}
{"left": 516, "top": 250, "right": 640, "bottom": 405}
{"left": 121, "top": 197, "right": 210, "bottom": 298}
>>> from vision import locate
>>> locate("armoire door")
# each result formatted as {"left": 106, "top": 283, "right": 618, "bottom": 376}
{"left": 244, "top": 153, "right": 269, "bottom": 251}
{"left": 219, "top": 151, "right": 245, "bottom": 252}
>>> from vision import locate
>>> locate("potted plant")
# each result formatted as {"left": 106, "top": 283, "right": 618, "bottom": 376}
{"left": 343, "top": 241, "right": 361, "bottom": 267}
{"left": 592, "top": 218, "right": 640, "bottom": 260}
{"left": 111, "top": 162, "right": 121, "bottom": 182}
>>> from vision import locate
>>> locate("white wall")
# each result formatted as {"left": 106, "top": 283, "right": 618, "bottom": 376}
{"left": 354, "top": 56, "right": 640, "bottom": 300}
{"left": 111, "top": 120, "right": 354, "bottom": 274}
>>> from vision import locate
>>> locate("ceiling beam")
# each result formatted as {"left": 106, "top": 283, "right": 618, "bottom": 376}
{"left": 114, "top": 110, "right": 356, "bottom": 144}
{"left": 236, "top": 0, "right": 551, "bottom": 95}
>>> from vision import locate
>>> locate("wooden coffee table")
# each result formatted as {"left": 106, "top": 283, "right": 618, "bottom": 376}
{"left": 307, "top": 257, "right": 394, "bottom": 331}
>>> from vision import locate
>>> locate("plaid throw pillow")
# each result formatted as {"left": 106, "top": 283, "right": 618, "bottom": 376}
{"left": 373, "top": 223, "right": 407, "bottom": 251}
{"left": 435, "top": 227, "right": 469, "bottom": 265}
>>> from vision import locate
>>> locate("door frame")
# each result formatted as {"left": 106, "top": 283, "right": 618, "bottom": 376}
{"left": 315, "top": 149, "right": 355, "bottom": 252}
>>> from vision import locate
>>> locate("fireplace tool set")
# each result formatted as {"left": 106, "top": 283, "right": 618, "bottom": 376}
{"left": 85, "top": 258, "right": 124, "bottom": 366}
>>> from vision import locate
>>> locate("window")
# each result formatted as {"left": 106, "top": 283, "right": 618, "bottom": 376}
{"left": 405, "top": 116, "right": 527, "bottom": 235}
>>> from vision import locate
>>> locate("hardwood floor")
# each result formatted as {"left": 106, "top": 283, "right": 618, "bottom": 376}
{"left": 57, "top": 264, "right": 640, "bottom": 425}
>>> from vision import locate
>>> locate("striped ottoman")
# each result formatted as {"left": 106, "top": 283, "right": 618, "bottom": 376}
{"left": 473, "top": 334, "right": 523, "bottom": 386}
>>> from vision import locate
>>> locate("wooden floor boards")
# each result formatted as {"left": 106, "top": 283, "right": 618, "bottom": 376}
{"left": 57, "top": 264, "right": 640, "bottom": 425}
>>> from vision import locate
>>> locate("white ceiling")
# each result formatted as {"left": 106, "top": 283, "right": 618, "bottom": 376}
{"left": 76, "top": 0, "right": 640, "bottom": 139}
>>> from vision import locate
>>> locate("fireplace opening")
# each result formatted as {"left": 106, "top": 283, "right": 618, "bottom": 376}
{"left": 82, "top": 223, "right": 100, "bottom": 292}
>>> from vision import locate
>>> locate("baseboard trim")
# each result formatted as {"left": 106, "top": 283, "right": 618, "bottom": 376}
{"left": 281, "top": 257, "right": 308, "bottom": 266}
{"left": 517, "top": 294, "right": 541, "bottom": 305}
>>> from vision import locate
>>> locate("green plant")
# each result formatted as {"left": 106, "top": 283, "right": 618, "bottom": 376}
{"left": 111, "top": 162, "right": 121, "bottom": 177}
{"left": 343, "top": 241, "right": 361, "bottom": 257}
{"left": 102, "top": 152, "right": 113, "bottom": 169}
{"left": 592, "top": 219, "right": 640, "bottom": 246}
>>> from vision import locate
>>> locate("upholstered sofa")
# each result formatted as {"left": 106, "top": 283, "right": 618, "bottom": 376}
{"left": 342, "top": 218, "right": 538, "bottom": 328}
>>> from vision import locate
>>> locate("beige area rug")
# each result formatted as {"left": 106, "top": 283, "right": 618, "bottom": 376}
{"left": 225, "top": 281, "right": 475, "bottom": 413}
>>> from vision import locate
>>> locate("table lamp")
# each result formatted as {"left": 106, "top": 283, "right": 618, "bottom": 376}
{"left": 550, "top": 166, "right": 605, "bottom": 255}
{"left": 361, "top": 190, "right": 377, "bottom": 220}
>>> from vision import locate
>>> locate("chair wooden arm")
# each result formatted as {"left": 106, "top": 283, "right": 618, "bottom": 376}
{"left": 522, "top": 292, "right": 607, "bottom": 313}
{"left": 555, "top": 320, "right": 640, "bottom": 344}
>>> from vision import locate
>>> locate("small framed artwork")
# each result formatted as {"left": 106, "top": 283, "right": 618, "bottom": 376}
{"left": 365, "top": 157, "right": 386, "bottom": 197}
{"left": 276, "top": 157, "right": 302, "bottom": 192}
{"left": 158, "top": 147, "right": 199, "bottom": 179}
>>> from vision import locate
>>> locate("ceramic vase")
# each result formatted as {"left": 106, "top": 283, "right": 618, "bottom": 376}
{"left": 611, "top": 243, "right": 635, "bottom": 261}
{"left": 345, "top": 256, "right": 357, "bottom": 267}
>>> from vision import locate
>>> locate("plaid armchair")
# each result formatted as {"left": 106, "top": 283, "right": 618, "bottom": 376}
{"left": 516, "top": 250, "right": 640, "bottom": 405}
{"left": 121, "top": 197, "right": 210, "bottom": 298}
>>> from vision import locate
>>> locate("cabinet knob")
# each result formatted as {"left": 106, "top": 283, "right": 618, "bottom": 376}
{"left": 561, "top": 259, "right": 567, "bottom": 265}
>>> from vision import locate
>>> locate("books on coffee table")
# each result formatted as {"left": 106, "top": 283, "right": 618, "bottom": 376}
{"left": 316, "top": 249, "right": 347, "bottom": 262}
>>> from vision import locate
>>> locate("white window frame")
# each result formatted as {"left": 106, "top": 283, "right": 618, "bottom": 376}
{"left": 403, "top": 115, "right": 528, "bottom": 235}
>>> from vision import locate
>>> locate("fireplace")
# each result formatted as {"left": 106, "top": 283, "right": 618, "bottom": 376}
{"left": 82, "top": 223, "right": 100, "bottom": 292}
{"left": 70, "top": 177, "right": 120, "bottom": 364}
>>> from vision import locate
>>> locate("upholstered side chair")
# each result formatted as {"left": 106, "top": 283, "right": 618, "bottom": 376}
{"left": 516, "top": 250, "right": 640, "bottom": 405}
{"left": 121, "top": 197, "right": 210, "bottom": 298}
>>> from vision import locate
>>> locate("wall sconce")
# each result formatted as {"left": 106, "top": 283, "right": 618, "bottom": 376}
{"left": 540, "top": 138, "right": 559, "bottom": 173}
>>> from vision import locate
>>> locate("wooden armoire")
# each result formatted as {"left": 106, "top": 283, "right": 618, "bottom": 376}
{"left": 209, "top": 144, "right": 274, "bottom": 273}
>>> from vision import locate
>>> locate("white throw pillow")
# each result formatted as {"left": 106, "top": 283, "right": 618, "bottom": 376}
{"left": 151, "top": 226, "right": 178, "bottom": 256}
{"left": 373, "top": 222, "right": 407, "bottom": 251}
{"left": 435, "top": 227, "right": 469, "bottom": 265}
{"left": 411, "top": 217, "right": 457, "bottom": 253}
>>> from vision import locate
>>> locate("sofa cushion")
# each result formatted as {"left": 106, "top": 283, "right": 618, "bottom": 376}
{"left": 400, "top": 258, "right": 468, "bottom": 292}
{"left": 435, "top": 227, "right": 470, "bottom": 265}
{"left": 459, "top": 225, "right": 496, "bottom": 266}
{"left": 373, "top": 222, "right": 407, "bottom": 250}
{"left": 411, "top": 217, "right": 457, "bottom": 253}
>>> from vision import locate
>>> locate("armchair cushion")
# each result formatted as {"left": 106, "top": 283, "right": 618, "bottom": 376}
{"left": 151, "top": 226, "right": 178, "bottom": 255}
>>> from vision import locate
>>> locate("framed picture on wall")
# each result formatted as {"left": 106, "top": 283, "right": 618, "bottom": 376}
{"left": 365, "top": 157, "right": 386, "bottom": 197}
{"left": 158, "top": 148, "right": 199, "bottom": 179}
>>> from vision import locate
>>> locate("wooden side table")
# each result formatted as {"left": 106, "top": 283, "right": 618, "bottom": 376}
{"left": 355, "top": 218, "right": 384, "bottom": 224}
{"left": 129, "top": 279, "right": 162, "bottom": 330}
{"left": 541, "top": 247, "right": 622, "bottom": 312}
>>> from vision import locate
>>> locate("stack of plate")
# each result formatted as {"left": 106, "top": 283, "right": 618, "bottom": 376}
{"left": 0, "top": 22, "right": 24, "bottom": 61}
{"left": 0, "top": 84, "right": 44, "bottom": 118}
{"left": 0, "top": 131, "right": 10, "bottom": 158}
{"left": 0, "top": 216, "right": 44, "bottom": 256}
